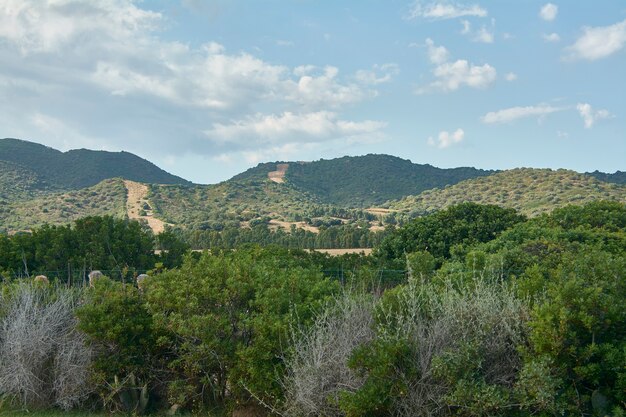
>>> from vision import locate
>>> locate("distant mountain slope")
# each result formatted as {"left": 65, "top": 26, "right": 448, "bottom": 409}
{"left": 0, "top": 178, "right": 127, "bottom": 232}
{"left": 388, "top": 168, "right": 626, "bottom": 218}
{"left": 0, "top": 138, "right": 190, "bottom": 190}
{"left": 0, "top": 160, "right": 61, "bottom": 202}
{"left": 233, "top": 154, "right": 495, "bottom": 207}
{"left": 587, "top": 170, "right": 626, "bottom": 185}
{"left": 148, "top": 177, "right": 347, "bottom": 231}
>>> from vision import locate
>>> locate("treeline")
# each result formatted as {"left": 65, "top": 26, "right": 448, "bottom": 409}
{"left": 182, "top": 223, "right": 392, "bottom": 250}
{"left": 0, "top": 216, "right": 188, "bottom": 280}
{"left": 0, "top": 201, "right": 624, "bottom": 416}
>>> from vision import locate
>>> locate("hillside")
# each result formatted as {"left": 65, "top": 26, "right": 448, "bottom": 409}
{"left": 0, "top": 138, "right": 190, "bottom": 190}
{"left": 0, "top": 160, "right": 62, "bottom": 202}
{"left": 0, "top": 178, "right": 127, "bottom": 232}
{"left": 388, "top": 168, "right": 626, "bottom": 218}
{"left": 587, "top": 170, "right": 626, "bottom": 185}
{"left": 233, "top": 154, "right": 495, "bottom": 207}
{"left": 148, "top": 177, "right": 371, "bottom": 232}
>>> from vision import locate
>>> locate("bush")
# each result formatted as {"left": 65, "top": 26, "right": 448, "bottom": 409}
{"left": 341, "top": 277, "right": 534, "bottom": 417}
{"left": 0, "top": 282, "right": 93, "bottom": 410}
{"left": 282, "top": 292, "right": 376, "bottom": 417}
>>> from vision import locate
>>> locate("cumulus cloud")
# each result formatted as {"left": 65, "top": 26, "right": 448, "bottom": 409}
{"left": 0, "top": 0, "right": 389, "bottom": 178}
{"left": 565, "top": 19, "right": 626, "bottom": 61}
{"left": 474, "top": 26, "right": 494, "bottom": 43}
{"left": 481, "top": 105, "right": 563, "bottom": 124}
{"left": 539, "top": 3, "right": 558, "bottom": 21}
{"left": 355, "top": 63, "right": 400, "bottom": 85}
{"left": 427, "top": 128, "right": 465, "bottom": 149}
{"left": 425, "top": 38, "right": 450, "bottom": 64}
{"left": 543, "top": 33, "right": 561, "bottom": 43}
{"left": 204, "top": 111, "right": 387, "bottom": 149}
{"left": 505, "top": 72, "right": 518, "bottom": 81}
{"left": 418, "top": 39, "right": 496, "bottom": 93}
{"left": 577, "top": 103, "right": 612, "bottom": 128}
{"left": 406, "top": 1, "right": 487, "bottom": 20}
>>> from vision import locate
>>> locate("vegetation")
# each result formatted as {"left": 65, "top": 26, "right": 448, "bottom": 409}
{"left": 0, "top": 138, "right": 189, "bottom": 190}
{"left": 587, "top": 169, "right": 626, "bottom": 185}
{"left": 0, "top": 201, "right": 624, "bottom": 416}
{"left": 388, "top": 168, "right": 626, "bottom": 218}
{"left": 234, "top": 154, "right": 494, "bottom": 208}
{"left": 0, "top": 179, "right": 128, "bottom": 232}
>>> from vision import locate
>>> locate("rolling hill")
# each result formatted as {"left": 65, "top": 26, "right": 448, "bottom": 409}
{"left": 232, "top": 154, "right": 495, "bottom": 207}
{"left": 387, "top": 168, "right": 626, "bottom": 218}
{"left": 0, "top": 138, "right": 190, "bottom": 190}
{"left": 0, "top": 178, "right": 127, "bottom": 233}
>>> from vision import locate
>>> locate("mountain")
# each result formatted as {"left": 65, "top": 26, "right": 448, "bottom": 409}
{"left": 0, "top": 138, "right": 190, "bottom": 190}
{"left": 387, "top": 168, "right": 626, "bottom": 218}
{"left": 587, "top": 170, "right": 626, "bottom": 185}
{"left": 232, "top": 154, "right": 495, "bottom": 207}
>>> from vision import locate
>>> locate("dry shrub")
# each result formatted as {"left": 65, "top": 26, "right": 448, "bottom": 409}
{"left": 0, "top": 283, "right": 93, "bottom": 410}
{"left": 282, "top": 292, "right": 376, "bottom": 417}
{"left": 382, "top": 278, "right": 529, "bottom": 417}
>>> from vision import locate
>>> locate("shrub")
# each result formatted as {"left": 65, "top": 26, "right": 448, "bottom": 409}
{"left": 282, "top": 292, "right": 376, "bottom": 417}
{"left": 0, "top": 282, "right": 93, "bottom": 410}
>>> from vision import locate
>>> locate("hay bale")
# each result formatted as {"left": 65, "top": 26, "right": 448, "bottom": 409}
{"left": 88, "top": 270, "right": 103, "bottom": 287}
{"left": 136, "top": 274, "right": 150, "bottom": 291}
{"left": 34, "top": 275, "right": 49, "bottom": 285}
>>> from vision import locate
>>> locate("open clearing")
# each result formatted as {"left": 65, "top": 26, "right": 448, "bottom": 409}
{"left": 268, "top": 163, "right": 289, "bottom": 183}
{"left": 310, "top": 248, "right": 373, "bottom": 256}
{"left": 124, "top": 180, "right": 170, "bottom": 234}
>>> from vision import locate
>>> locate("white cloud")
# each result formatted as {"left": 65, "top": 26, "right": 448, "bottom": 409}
{"left": 543, "top": 33, "right": 561, "bottom": 43}
{"left": 557, "top": 130, "right": 569, "bottom": 139}
{"left": 427, "top": 128, "right": 465, "bottom": 149}
{"left": 406, "top": 1, "right": 487, "bottom": 20}
{"left": 276, "top": 39, "right": 294, "bottom": 47}
{"left": 505, "top": 72, "right": 518, "bottom": 81}
{"left": 577, "top": 103, "right": 612, "bottom": 128}
{"left": 355, "top": 63, "right": 400, "bottom": 85}
{"left": 204, "top": 111, "right": 387, "bottom": 148}
{"left": 418, "top": 39, "right": 496, "bottom": 93}
{"left": 425, "top": 38, "right": 450, "bottom": 64}
{"left": 461, "top": 20, "right": 471, "bottom": 34}
{"left": 539, "top": 3, "right": 558, "bottom": 21}
{"left": 565, "top": 19, "right": 626, "bottom": 61}
{"left": 474, "top": 26, "right": 494, "bottom": 43}
{"left": 481, "top": 105, "right": 562, "bottom": 124}
{"left": 0, "top": 0, "right": 389, "bottom": 168}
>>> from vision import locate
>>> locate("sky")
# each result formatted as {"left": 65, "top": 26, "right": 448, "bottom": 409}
{"left": 0, "top": 1, "right": 625, "bottom": 184}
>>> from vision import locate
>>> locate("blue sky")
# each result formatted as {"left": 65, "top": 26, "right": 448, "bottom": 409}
{"left": 0, "top": 1, "right": 624, "bottom": 183}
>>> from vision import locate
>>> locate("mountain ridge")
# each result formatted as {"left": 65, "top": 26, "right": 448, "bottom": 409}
{"left": 0, "top": 138, "right": 191, "bottom": 189}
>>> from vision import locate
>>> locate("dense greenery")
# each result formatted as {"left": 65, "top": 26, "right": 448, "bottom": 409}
{"left": 234, "top": 154, "right": 494, "bottom": 208}
{"left": 0, "top": 138, "right": 189, "bottom": 190}
{"left": 389, "top": 168, "right": 626, "bottom": 218}
{"left": 0, "top": 201, "right": 624, "bottom": 416}
{"left": 0, "top": 215, "right": 185, "bottom": 280}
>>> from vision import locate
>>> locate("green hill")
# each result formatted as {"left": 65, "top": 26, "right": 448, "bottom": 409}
{"left": 148, "top": 177, "right": 368, "bottom": 231}
{"left": 0, "top": 138, "right": 190, "bottom": 190}
{"left": 233, "top": 154, "right": 495, "bottom": 208}
{"left": 388, "top": 168, "right": 626, "bottom": 218}
{"left": 0, "top": 160, "right": 62, "bottom": 202}
{"left": 0, "top": 178, "right": 127, "bottom": 232}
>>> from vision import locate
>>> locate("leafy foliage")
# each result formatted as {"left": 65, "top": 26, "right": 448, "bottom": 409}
{"left": 376, "top": 202, "right": 524, "bottom": 262}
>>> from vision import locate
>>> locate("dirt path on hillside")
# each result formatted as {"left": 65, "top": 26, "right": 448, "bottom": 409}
{"left": 124, "top": 180, "right": 170, "bottom": 234}
{"left": 268, "top": 164, "right": 289, "bottom": 183}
